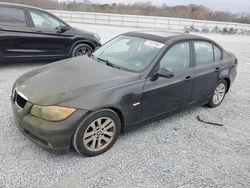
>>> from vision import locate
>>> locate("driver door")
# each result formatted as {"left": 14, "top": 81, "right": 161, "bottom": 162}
{"left": 141, "top": 41, "right": 194, "bottom": 119}
{"left": 28, "top": 9, "right": 72, "bottom": 59}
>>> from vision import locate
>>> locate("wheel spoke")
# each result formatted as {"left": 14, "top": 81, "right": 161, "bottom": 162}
{"left": 90, "top": 138, "right": 97, "bottom": 149}
{"left": 96, "top": 118, "right": 102, "bottom": 128}
{"left": 101, "top": 136, "right": 110, "bottom": 143}
{"left": 89, "top": 122, "right": 97, "bottom": 131}
{"left": 97, "top": 138, "right": 102, "bottom": 149}
{"left": 84, "top": 131, "right": 95, "bottom": 138}
{"left": 100, "top": 119, "right": 112, "bottom": 129}
{"left": 85, "top": 135, "right": 95, "bottom": 144}
{"left": 104, "top": 122, "right": 115, "bottom": 131}
{"left": 219, "top": 93, "right": 224, "bottom": 97}
{"left": 218, "top": 88, "right": 223, "bottom": 93}
{"left": 213, "top": 96, "right": 217, "bottom": 104}
{"left": 221, "top": 84, "right": 225, "bottom": 90}
{"left": 103, "top": 130, "right": 113, "bottom": 137}
{"left": 84, "top": 48, "right": 88, "bottom": 54}
{"left": 80, "top": 48, "right": 85, "bottom": 53}
{"left": 217, "top": 95, "right": 220, "bottom": 102}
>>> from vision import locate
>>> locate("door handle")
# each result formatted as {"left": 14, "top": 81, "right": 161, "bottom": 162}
{"left": 185, "top": 76, "right": 192, "bottom": 81}
{"left": 215, "top": 67, "right": 221, "bottom": 72}
{"left": 35, "top": 30, "right": 43, "bottom": 33}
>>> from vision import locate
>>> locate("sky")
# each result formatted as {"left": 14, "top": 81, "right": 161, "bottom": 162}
{"left": 72, "top": 0, "right": 250, "bottom": 13}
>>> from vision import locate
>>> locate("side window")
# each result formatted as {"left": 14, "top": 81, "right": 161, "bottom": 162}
{"left": 194, "top": 41, "right": 213, "bottom": 65}
{"left": 0, "top": 7, "right": 26, "bottom": 27}
{"left": 160, "top": 42, "right": 190, "bottom": 72}
{"left": 30, "top": 10, "right": 61, "bottom": 29}
{"left": 214, "top": 45, "right": 222, "bottom": 61}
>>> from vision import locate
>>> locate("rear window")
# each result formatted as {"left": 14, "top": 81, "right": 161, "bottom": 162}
{"left": 0, "top": 7, "right": 26, "bottom": 27}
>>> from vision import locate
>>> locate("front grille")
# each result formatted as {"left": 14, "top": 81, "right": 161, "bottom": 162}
{"left": 14, "top": 90, "right": 27, "bottom": 109}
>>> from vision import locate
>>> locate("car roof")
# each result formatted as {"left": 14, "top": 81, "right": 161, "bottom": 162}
{"left": 0, "top": 2, "right": 44, "bottom": 11}
{"left": 123, "top": 30, "right": 210, "bottom": 43}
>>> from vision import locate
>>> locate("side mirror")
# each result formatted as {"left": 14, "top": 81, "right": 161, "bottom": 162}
{"left": 57, "top": 25, "right": 70, "bottom": 33}
{"left": 156, "top": 68, "right": 174, "bottom": 78}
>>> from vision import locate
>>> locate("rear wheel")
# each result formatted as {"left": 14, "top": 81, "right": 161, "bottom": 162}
{"left": 207, "top": 80, "right": 227, "bottom": 108}
{"left": 73, "top": 109, "right": 121, "bottom": 157}
{"left": 71, "top": 43, "right": 93, "bottom": 57}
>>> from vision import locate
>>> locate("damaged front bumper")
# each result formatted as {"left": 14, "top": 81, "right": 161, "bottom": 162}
{"left": 11, "top": 91, "right": 88, "bottom": 154}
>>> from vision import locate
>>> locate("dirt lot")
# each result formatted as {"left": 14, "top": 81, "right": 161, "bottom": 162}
{"left": 0, "top": 24, "right": 250, "bottom": 188}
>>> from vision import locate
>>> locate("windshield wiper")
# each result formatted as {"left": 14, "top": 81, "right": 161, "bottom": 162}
{"left": 97, "top": 57, "right": 120, "bottom": 69}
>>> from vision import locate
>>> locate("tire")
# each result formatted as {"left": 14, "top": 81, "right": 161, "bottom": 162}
{"left": 207, "top": 80, "right": 228, "bottom": 108}
{"left": 73, "top": 109, "right": 121, "bottom": 157}
{"left": 71, "top": 43, "right": 93, "bottom": 57}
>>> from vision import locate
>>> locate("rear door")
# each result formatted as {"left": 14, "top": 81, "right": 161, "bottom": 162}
{"left": 0, "top": 6, "right": 35, "bottom": 62}
{"left": 190, "top": 40, "right": 221, "bottom": 103}
{"left": 28, "top": 9, "right": 72, "bottom": 59}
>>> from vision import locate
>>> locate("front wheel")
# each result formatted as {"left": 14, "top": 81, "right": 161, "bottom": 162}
{"left": 71, "top": 43, "right": 93, "bottom": 57}
{"left": 207, "top": 80, "right": 227, "bottom": 108}
{"left": 73, "top": 109, "right": 121, "bottom": 157}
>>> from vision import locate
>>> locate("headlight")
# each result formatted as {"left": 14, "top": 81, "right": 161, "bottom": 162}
{"left": 30, "top": 105, "right": 76, "bottom": 122}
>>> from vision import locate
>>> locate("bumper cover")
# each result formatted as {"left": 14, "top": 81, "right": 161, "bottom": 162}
{"left": 12, "top": 101, "right": 88, "bottom": 154}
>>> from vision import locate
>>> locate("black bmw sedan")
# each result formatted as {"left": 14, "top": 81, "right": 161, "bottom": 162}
{"left": 0, "top": 3, "right": 101, "bottom": 63}
{"left": 11, "top": 31, "right": 237, "bottom": 156}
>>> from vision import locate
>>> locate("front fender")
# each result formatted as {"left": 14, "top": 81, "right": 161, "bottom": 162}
{"left": 59, "top": 80, "right": 145, "bottom": 128}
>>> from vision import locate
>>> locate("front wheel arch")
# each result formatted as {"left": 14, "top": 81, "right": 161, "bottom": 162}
{"left": 107, "top": 107, "right": 125, "bottom": 133}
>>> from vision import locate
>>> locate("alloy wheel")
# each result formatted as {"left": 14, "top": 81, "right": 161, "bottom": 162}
{"left": 83, "top": 117, "right": 116, "bottom": 152}
{"left": 75, "top": 46, "right": 92, "bottom": 56}
{"left": 213, "top": 83, "right": 226, "bottom": 105}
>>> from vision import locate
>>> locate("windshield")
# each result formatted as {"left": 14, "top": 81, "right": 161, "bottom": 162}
{"left": 93, "top": 35, "right": 164, "bottom": 72}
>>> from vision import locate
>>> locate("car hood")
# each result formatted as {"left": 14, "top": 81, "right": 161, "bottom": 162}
{"left": 71, "top": 27, "right": 94, "bottom": 36}
{"left": 15, "top": 56, "right": 139, "bottom": 106}
{"left": 71, "top": 27, "right": 98, "bottom": 40}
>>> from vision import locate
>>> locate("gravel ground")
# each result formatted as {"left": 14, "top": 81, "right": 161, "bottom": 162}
{"left": 0, "top": 24, "right": 250, "bottom": 188}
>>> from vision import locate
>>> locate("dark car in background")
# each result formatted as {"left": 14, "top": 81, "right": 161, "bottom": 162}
{"left": 11, "top": 31, "right": 237, "bottom": 157}
{"left": 0, "top": 2, "right": 101, "bottom": 63}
